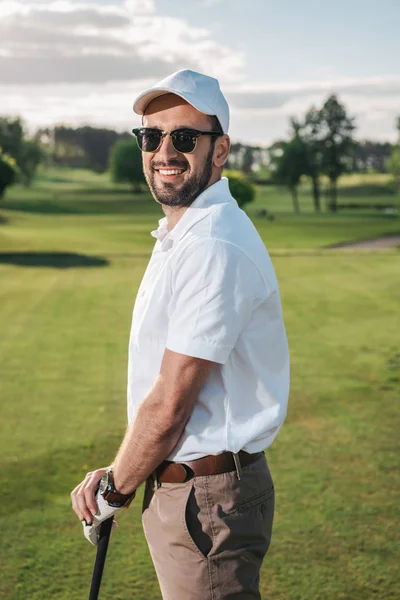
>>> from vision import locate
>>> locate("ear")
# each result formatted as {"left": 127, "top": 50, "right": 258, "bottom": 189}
{"left": 213, "top": 135, "right": 230, "bottom": 168}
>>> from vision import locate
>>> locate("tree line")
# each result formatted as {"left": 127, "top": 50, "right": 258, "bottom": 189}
{"left": 1, "top": 95, "right": 400, "bottom": 207}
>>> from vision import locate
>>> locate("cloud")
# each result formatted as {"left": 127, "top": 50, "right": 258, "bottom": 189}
{"left": 216, "top": 75, "right": 399, "bottom": 144}
{"left": 125, "top": 0, "right": 155, "bottom": 14}
{"left": 224, "top": 76, "right": 400, "bottom": 143}
{"left": 0, "top": 2, "right": 397, "bottom": 143}
{"left": 0, "top": 79, "right": 164, "bottom": 133}
{"left": 226, "top": 76, "right": 400, "bottom": 112}
{"left": 18, "top": 6, "right": 131, "bottom": 29}
{"left": 0, "top": 55, "right": 177, "bottom": 84}
{"left": 0, "top": 0, "right": 245, "bottom": 85}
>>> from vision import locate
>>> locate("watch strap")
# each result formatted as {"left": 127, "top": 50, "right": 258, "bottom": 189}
{"left": 101, "top": 469, "right": 135, "bottom": 507}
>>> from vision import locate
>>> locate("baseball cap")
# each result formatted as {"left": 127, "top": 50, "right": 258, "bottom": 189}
{"left": 133, "top": 69, "right": 230, "bottom": 134}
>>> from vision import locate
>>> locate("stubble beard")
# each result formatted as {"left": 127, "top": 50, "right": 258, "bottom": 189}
{"left": 144, "top": 145, "right": 214, "bottom": 208}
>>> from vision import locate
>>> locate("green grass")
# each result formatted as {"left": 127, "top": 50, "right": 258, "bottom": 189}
{"left": 0, "top": 169, "right": 399, "bottom": 599}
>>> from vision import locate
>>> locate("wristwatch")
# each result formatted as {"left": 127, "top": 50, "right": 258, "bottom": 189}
{"left": 99, "top": 469, "right": 135, "bottom": 508}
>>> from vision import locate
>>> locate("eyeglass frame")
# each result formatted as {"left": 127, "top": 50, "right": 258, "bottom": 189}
{"left": 131, "top": 127, "right": 223, "bottom": 154}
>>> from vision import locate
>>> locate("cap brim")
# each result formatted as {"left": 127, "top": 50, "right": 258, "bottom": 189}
{"left": 133, "top": 87, "right": 215, "bottom": 118}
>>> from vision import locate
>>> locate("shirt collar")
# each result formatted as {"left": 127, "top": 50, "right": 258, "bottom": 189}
{"left": 150, "top": 177, "right": 235, "bottom": 245}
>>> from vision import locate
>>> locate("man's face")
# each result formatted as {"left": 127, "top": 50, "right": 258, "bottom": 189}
{"left": 141, "top": 94, "right": 217, "bottom": 208}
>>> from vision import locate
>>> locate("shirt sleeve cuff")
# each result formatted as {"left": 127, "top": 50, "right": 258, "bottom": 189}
{"left": 165, "top": 334, "right": 231, "bottom": 364}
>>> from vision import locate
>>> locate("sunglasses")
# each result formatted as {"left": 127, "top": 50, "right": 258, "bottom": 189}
{"left": 132, "top": 127, "right": 222, "bottom": 154}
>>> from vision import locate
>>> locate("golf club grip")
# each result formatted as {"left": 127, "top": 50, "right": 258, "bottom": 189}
{"left": 88, "top": 517, "right": 114, "bottom": 600}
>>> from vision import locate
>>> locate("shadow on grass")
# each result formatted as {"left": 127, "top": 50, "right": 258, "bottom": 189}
{"left": 0, "top": 252, "right": 109, "bottom": 268}
{"left": 0, "top": 214, "right": 9, "bottom": 224}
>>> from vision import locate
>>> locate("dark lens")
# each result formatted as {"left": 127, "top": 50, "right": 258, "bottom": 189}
{"left": 171, "top": 130, "right": 197, "bottom": 153}
{"left": 134, "top": 132, "right": 144, "bottom": 150}
{"left": 141, "top": 130, "right": 162, "bottom": 152}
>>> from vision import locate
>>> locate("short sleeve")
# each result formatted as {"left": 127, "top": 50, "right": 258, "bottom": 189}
{"left": 165, "top": 238, "right": 266, "bottom": 364}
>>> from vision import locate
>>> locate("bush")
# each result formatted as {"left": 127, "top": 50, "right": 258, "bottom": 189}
{"left": 223, "top": 169, "right": 256, "bottom": 208}
{"left": 0, "top": 117, "right": 42, "bottom": 187}
{"left": 0, "top": 149, "right": 17, "bottom": 198}
{"left": 109, "top": 139, "right": 145, "bottom": 192}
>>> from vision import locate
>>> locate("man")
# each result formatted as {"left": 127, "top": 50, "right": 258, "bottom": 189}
{"left": 71, "top": 69, "right": 290, "bottom": 599}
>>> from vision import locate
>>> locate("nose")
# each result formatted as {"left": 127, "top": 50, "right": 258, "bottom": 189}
{"left": 156, "top": 132, "right": 179, "bottom": 159}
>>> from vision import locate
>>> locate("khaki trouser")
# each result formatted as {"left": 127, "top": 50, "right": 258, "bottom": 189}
{"left": 142, "top": 453, "right": 274, "bottom": 599}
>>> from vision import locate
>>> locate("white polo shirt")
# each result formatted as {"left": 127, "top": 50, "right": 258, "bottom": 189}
{"left": 127, "top": 177, "right": 289, "bottom": 461}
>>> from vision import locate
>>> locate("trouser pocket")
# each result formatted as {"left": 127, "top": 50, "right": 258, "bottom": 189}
{"left": 230, "top": 485, "right": 275, "bottom": 517}
{"left": 183, "top": 483, "right": 213, "bottom": 559}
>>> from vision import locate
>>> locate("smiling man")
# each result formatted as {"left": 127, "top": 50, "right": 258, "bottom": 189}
{"left": 71, "top": 69, "right": 290, "bottom": 599}
{"left": 137, "top": 95, "right": 223, "bottom": 211}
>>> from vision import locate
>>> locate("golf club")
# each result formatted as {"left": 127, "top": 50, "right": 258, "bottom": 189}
{"left": 88, "top": 516, "right": 114, "bottom": 600}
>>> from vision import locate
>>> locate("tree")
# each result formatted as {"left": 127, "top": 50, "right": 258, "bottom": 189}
{"left": 52, "top": 126, "right": 86, "bottom": 168}
{"left": 225, "top": 143, "right": 266, "bottom": 175}
{"left": 223, "top": 170, "right": 256, "bottom": 209}
{"left": 48, "top": 125, "right": 131, "bottom": 172}
{"left": 289, "top": 112, "right": 323, "bottom": 212}
{"left": 79, "top": 126, "right": 130, "bottom": 172}
{"left": 19, "top": 140, "right": 43, "bottom": 185}
{"left": 269, "top": 139, "right": 309, "bottom": 213}
{"left": 109, "top": 139, "right": 146, "bottom": 191}
{"left": 387, "top": 115, "right": 400, "bottom": 196}
{"left": 0, "top": 117, "right": 24, "bottom": 160}
{"left": 387, "top": 148, "right": 400, "bottom": 192}
{"left": 242, "top": 146, "right": 255, "bottom": 174}
{"left": 0, "top": 116, "right": 42, "bottom": 186}
{"left": 0, "top": 149, "right": 17, "bottom": 198}
{"left": 354, "top": 140, "right": 393, "bottom": 173}
{"left": 317, "top": 95, "right": 356, "bottom": 212}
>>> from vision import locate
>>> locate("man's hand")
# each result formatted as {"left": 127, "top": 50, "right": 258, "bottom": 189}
{"left": 71, "top": 467, "right": 109, "bottom": 525}
{"left": 82, "top": 491, "right": 122, "bottom": 546}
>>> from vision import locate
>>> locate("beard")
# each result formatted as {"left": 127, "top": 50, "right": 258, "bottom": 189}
{"left": 144, "top": 144, "right": 214, "bottom": 208}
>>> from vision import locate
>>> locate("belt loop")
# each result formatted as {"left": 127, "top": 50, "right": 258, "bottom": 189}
{"left": 232, "top": 452, "right": 242, "bottom": 481}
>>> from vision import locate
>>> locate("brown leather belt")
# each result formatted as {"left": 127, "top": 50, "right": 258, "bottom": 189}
{"left": 155, "top": 450, "right": 263, "bottom": 484}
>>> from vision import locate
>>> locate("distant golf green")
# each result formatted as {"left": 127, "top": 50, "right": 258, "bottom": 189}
{"left": 0, "top": 169, "right": 399, "bottom": 599}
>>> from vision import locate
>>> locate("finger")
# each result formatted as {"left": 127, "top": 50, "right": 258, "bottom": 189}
{"left": 70, "top": 469, "right": 107, "bottom": 522}
{"left": 75, "top": 491, "right": 95, "bottom": 525}
{"left": 73, "top": 476, "right": 96, "bottom": 524}
{"left": 71, "top": 480, "right": 87, "bottom": 521}
{"left": 83, "top": 481, "right": 99, "bottom": 518}
{"left": 84, "top": 472, "right": 104, "bottom": 517}
{"left": 85, "top": 470, "right": 107, "bottom": 515}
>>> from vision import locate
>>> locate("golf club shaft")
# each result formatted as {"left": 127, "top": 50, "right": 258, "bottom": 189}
{"left": 88, "top": 517, "right": 114, "bottom": 600}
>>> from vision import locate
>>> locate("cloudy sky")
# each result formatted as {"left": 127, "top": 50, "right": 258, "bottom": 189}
{"left": 1, "top": 0, "right": 399, "bottom": 145}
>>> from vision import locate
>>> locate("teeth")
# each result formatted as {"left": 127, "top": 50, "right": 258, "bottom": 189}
{"left": 159, "top": 169, "right": 184, "bottom": 175}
